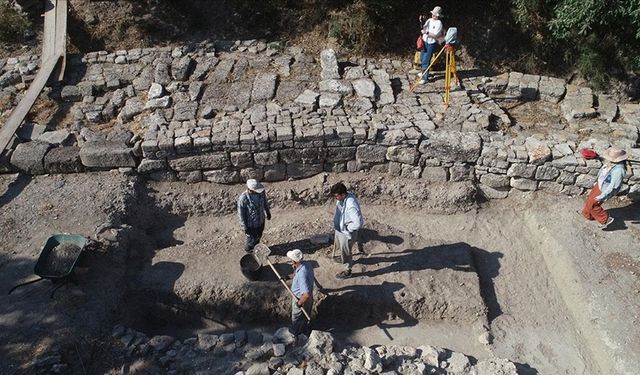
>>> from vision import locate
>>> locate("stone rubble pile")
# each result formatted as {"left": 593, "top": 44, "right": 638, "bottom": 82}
{"left": 104, "top": 325, "right": 519, "bottom": 375}
{"left": 0, "top": 40, "right": 639, "bottom": 200}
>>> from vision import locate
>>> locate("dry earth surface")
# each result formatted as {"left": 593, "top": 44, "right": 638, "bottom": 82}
{"left": 0, "top": 172, "right": 638, "bottom": 374}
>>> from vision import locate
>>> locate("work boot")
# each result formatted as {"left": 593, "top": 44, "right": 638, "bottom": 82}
{"left": 335, "top": 270, "right": 352, "bottom": 279}
{"left": 598, "top": 217, "right": 614, "bottom": 229}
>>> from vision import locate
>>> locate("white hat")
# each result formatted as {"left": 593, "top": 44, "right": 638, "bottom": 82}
{"left": 430, "top": 6, "right": 443, "bottom": 17}
{"left": 602, "top": 147, "right": 628, "bottom": 163}
{"left": 286, "top": 249, "right": 303, "bottom": 262}
{"left": 246, "top": 179, "right": 265, "bottom": 193}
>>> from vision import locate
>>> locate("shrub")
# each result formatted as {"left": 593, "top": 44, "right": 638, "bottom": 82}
{"left": 0, "top": 0, "right": 31, "bottom": 43}
{"left": 328, "top": 1, "right": 378, "bottom": 53}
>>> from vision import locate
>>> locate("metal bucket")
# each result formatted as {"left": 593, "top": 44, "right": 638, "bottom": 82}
{"left": 240, "top": 253, "right": 262, "bottom": 281}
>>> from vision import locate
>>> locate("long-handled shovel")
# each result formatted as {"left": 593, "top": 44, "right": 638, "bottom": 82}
{"left": 253, "top": 244, "right": 311, "bottom": 321}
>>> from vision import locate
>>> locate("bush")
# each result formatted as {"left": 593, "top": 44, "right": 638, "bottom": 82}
{"left": 328, "top": 1, "right": 376, "bottom": 53}
{"left": 0, "top": 0, "right": 31, "bottom": 43}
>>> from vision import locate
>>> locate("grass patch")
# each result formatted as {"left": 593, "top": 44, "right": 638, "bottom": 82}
{"left": 0, "top": 0, "right": 31, "bottom": 43}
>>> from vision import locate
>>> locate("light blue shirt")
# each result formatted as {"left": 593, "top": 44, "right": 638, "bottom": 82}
{"left": 596, "top": 163, "right": 626, "bottom": 201}
{"left": 291, "top": 261, "right": 313, "bottom": 299}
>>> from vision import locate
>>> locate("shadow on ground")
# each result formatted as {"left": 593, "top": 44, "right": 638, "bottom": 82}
{"left": 603, "top": 202, "right": 640, "bottom": 232}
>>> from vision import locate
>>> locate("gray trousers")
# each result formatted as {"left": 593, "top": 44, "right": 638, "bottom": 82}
{"left": 291, "top": 296, "right": 313, "bottom": 335}
{"left": 335, "top": 229, "right": 362, "bottom": 271}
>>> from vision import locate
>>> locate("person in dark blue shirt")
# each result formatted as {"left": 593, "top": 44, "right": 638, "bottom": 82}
{"left": 237, "top": 179, "right": 271, "bottom": 252}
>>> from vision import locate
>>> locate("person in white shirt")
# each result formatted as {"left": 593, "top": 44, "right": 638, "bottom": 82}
{"left": 419, "top": 6, "right": 444, "bottom": 84}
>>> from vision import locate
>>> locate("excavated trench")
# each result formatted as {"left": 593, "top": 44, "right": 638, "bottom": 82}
{"left": 108, "top": 176, "right": 602, "bottom": 374}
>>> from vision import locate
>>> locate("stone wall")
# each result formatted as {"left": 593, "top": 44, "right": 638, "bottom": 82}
{"left": 1, "top": 41, "right": 639, "bottom": 200}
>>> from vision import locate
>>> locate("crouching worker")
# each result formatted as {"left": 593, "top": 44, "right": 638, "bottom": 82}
{"left": 286, "top": 249, "right": 313, "bottom": 335}
{"left": 580, "top": 147, "right": 628, "bottom": 229}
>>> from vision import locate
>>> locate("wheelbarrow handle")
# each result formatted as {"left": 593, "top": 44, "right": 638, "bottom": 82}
{"left": 8, "top": 277, "right": 44, "bottom": 295}
{"left": 264, "top": 257, "right": 312, "bottom": 322}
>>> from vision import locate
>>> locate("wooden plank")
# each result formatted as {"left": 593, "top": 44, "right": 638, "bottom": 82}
{"left": 0, "top": 57, "right": 60, "bottom": 155}
{"left": 42, "top": 0, "right": 56, "bottom": 59}
{"left": 54, "top": 0, "right": 67, "bottom": 81}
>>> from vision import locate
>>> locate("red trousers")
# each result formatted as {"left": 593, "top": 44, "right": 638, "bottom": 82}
{"left": 581, "top": 185, "right": 609, "bottom": 224}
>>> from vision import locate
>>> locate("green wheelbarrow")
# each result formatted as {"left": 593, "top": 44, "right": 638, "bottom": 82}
{"left": 8, "top": 234, "right": 92, "bottom": 298}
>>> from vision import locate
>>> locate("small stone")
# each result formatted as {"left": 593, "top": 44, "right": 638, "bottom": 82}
{"left": 273, "top": 343, "right": 285, "bottom": 357}
{"left": 148, "top": 335, "right": 175, "bottom": 352}
{"left": 478, "top": 331, "right": 492, "bottom": 345}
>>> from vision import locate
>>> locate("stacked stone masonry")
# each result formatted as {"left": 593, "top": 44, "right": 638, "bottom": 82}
{"left": 1, "top": 40, "right": 639, "bottom": 199}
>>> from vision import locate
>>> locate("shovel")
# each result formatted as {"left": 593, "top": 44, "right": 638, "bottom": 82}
{"left": 253, "top": 244, "right": 311, "bottom": 321}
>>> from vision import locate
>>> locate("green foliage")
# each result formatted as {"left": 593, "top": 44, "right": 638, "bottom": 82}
{"left": 0, "top": 0, "right": 31, "bottom": 43}
{"left": 510, "top": 0, "right": 640, "bottom": 84}
{"left": 328, "top": 1, "right": 377, "bottom": 52}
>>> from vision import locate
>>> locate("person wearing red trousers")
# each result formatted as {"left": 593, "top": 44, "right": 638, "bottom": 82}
{"left": 580, "top": 147, "right": 628, "bottom": 229}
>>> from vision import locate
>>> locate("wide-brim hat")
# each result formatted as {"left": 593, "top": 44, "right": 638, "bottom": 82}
{"left": 287, "top": 249, "right": 303, "bottom": 262}
{"left": 430, "top": 6, "right": 443, "bottom": 17}
{"left": 602, "top": 147, "right": 628, "bottom": 163}
{"left": 246, "top": 179, "right": 265, "bottom": 193}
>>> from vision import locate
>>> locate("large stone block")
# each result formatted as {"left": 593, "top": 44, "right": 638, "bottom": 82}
{"left": 356, "top": 144, "right": 387, "bottom": 163}
{"left": 286, "top": 162, "right": 323, "bottom": 179}
{"left": 535, "top": 165, "right": 560, "bottom": 180}
{"left": 319, "top": 79, "right": 353, "bottom": 95}
{"left": 118, "top": 98, "right": 144, "bottom": 123}
{"left": 10, "top": 141, "right": 52, "bottom": 174}
{"left": 251, "top": 73, "right": 278, "bottom": 102}
{"left": 168, "top": 153, "right": 230, "bottom": 171}
{"left": 326, "top": 147, "right": 356, "bottom": 162}
{"left": 264, "top": 163, "right": 286, "bottom": 181}
{"left": 171, "top": 56, "right": 194, "bottom": 81}
{"left": 230, "top": 151, "right": 254, "bottom": 168}
{"left": 478, "top": 184, "right": 509, "bottom": 199}
{"left": 36, "top": 129, "right": 75, "bottom": 146}
{"left": 254, "top": 151, "right": 279, "bottom": 166}
{"left": 479, "top": 173, "right": 510, "bottom": 188}
{"left": 279, "top": 148, "right": 326, "bottom": 164}
{"left": 352, "top": 78, "right": 376, "bottom": 98}
{"left": 203, "top": 168, "right": 240, "bottom": 184}
{"left": 510, "top": 177, "right": 538, "bottom": 191}
{"left": 79, "top": 142, "right": 136, "bottom": 168}
{"left": 173, "top": 101, "right": 198, "bottom": 121}
{"left": 449, "top": 164, "right": 474, "bottom": 182}
{"left": 418, "top": 131, "right": 482, "bottom": 163}
{"left": 61, "top": 85, "right": 83, "bottom": 102}
{"left": 320, "top": 49, "right": 339, "bottom": 80}
{"left": 507, "top": 163, "right": 536, "bottom": 179}
{"left": 44, "top": 146, "right": 83, "bottom": 173}
{"left": 386, "top": 145, "right": 419, "bottom": 165}
{"left": 138, "top": 159, "right": 167, "bottom": 174}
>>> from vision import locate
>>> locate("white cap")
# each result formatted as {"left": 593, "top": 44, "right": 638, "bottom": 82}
{"left": 430, "top": 6, "right": 443, "bottom": 17}
{"left": 246, "top": 179, "right": 265, "bottom": 193}
{"left": 286, "top": 249, "right": 303, "bottom": 262}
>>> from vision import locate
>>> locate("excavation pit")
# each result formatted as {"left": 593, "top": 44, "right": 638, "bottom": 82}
{"left": 2, "top": 173, "right": 639, "bottom": 375}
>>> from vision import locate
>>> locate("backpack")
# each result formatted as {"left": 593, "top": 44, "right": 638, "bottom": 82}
{"left": 416, "top": 34, "right": 424, "bottom": 50}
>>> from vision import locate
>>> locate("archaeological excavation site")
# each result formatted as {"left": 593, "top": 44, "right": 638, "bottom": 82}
{"left": 1, "top": 1, "right": 640, "bottom": 375}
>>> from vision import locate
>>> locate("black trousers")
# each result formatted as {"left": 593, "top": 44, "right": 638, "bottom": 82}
{"left": 244, "top": 224, "right": 265, "bottom": 252}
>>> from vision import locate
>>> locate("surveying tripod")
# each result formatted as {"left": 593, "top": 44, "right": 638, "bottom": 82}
{"left": 410, "top": 43, "right": 459, "bottom": 108}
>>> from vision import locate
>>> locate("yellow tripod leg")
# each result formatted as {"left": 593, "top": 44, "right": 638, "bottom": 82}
{"left": 444, "top": 49, "right": 451, "bottom": 107}
{"left": 450, "top": 52, "right": 459, "bottom": 87}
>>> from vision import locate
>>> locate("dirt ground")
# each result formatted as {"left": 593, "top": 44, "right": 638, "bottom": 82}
{"left": 0, "top": 172, "right": 639, "bottom": 374}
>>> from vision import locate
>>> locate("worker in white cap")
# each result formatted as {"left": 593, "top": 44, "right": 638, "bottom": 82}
{"left": 286, "top": 248, "right": 313, "bottom": 335}
{"left": 238, "top": 179, "right": 271, "bottom": 252}
{"left": 418, "top": 5, "right": 444, "bottom": 84}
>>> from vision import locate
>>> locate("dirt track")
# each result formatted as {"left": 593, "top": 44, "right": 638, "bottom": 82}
{"left": 1, "top": 172, "right": 639, "bottom": 374}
